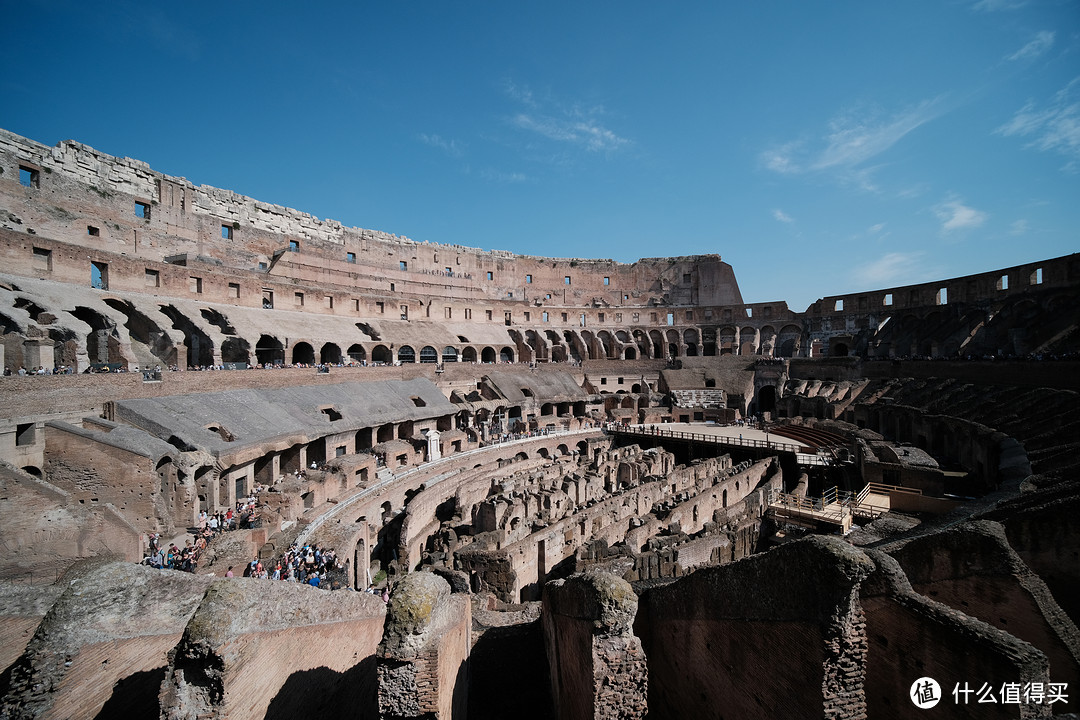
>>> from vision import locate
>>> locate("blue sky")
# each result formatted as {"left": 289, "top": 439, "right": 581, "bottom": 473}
{"left": 2, "top": 1, "right": 1078, "bottom": 311}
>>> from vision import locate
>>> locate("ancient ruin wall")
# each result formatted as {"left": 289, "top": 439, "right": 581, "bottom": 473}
{"left": 160, "top": 579, "right": 386, "bottom": 720}
{"left": 888, "top": 521, "right": 1079, "bottom": 712}
{"left": 636, "top": 536, "right": 873, "bottom": 720}
{"left": 542, "top": 571, "right": 648, "bottom": 720}
{"left": 861, "top": 550, "right": 1052, "bottom": 720}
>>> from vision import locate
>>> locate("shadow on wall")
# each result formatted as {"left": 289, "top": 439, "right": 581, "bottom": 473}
{"left": 264, "top": 658, "right": 377, "bottom": 720}
{"left": 92, "top": 667, "right": 168, "bottom": 720}
{"left": 469, "top": 621, "right": 555, "bottom": 720}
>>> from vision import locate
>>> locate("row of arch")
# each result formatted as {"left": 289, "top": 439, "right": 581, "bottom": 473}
{"left": 249, "top": 339, "right": 518, "bottom": 366}
{"left": 510, "top": 324, "right": 806, "bottom": 363}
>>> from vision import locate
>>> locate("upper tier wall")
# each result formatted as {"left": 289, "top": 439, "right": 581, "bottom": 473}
{"left": 0, "top": 129, "right": 745, "bottom": 308}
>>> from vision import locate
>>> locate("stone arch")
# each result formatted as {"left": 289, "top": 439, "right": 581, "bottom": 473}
{"left": 648, "top": 329, "right": 665, "bottom": 359}
{"left": 158, "top": 304, "right": 214, "bottom": 367}
{"left": 758, "top": 325, "right": 776, "bottom": 356}
{"left": 371, "top": 344, "right": 392, "bottom": 364}
{"left": 777, "top": 324, "right": 802, "bottom": 358}
{"left": 420, "top": 346, "right": 439, "bottom": 363}
{"left": 320, "top": 342, "right": 342, "bottom": 364}
{"left": 718, "top": 326, "right": 737, "bottom": 355}
{"left": 255, "top": 335, "right": 284, "bottom": 366}
{"left": 462, "top": 346, "right": 478, "bottom": 363}
{"left": 220, "top": 337, "right": 250, "bottom": 365}
{"left": 348, "top": 344, "right": 366, "bottom": 363}
{"left": 739, "top": 326, "right": 757, "bottom": 355}
{"left": 292, "top": 342, "right": 315, "bottom": 365}
{"left": 101, "top": 298, "right": 176, "bottom": 368}
{"left": 683, "top": 328, "right": 699, "bottom": 357}
{"left": 481, "top": 346, "right": 497, "bottom": 363}
{"left": 500, "top": 346, "right": 515, "bottom": 363}
{"left": 398, "top": 345, "right": 416, "bottom": 363}
{"left": 442, "top": 346, "right": 459, "bottom": 363}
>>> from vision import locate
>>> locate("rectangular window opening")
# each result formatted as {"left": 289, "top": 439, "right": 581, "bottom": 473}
{"left": 91, "top": 261, "right": 108, "bottom": 290}
{"left": 883, "top": 293, "right": 893, "bottom": 306}
{"left": 189, "top": 276, "right": 203, "bottom": 294}
{"left": 32, "top": 247, "right": 52, "bottom": 272}
{"left": 324, "top": 295, "right": 334, "bottom": 309}
{"left": 87, "top": 225, "right": 100, "bottom": 237}
{"left": 487, "top": 271, "right": 493, "bottom": 281}
{"left": 526, "top": 274, "right": 532, "bottom": 283}
{"left": 16, "top": 423, "right": 35, "bottom": 446}
{"left": 288, "top": 240, "right": 299, "bottom": 252}
{"left": 19, "top": 166, "right": 39, "bottom": 188}
{"left": 603, "top": 277, "right": 610, "bottom": 286}
{"left": 1031, "top": 267, "right": 1043, "bottom": 285}
{"left": 229, "top": 282, "right": 240, "bottom": 298}
{"left": 834, "top": 299, "right": 844, "bottom": 312}
{"left": 146, "top": 269, "right": 160, "bottom": 287}
{"left": 262, "top": 289, "right": 274, "bottom": 309}
{"left": 997, "top": 275, "right": 1009, "bottom": 291}
{"left": 221, "top": 225, "right": 233, "bottom": 240}
{"left": 565, "top": 276, "right": 571, "bottom": 285}
{"left": 135, "top": 201, "right": 150, "bottom": 220}
{"left": 347, "top": 252, "right": 356, "bottom": 263}
{"left": 937, "top": 287, "right": 948, "bottom": 305}
{"left": 400, "top": 260, "right": 408, "bottom": 271}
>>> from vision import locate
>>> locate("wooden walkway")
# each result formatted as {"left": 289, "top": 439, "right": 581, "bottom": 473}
{"left": 766, "top": 482, "right": 922, "bottom": 534}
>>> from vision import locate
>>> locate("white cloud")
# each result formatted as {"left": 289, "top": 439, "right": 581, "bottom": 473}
{"left": 504, "top": 81, "right": 629, "bottom": 154}
{"left": 1010, "top": 219, "right": 1028, "bottom": 235}
{"left": 512, "top": 112, "right": 628, "bottom": 152}
{"left": 853, "top": 252, "right": 931, "bottom": 287}
{"left": 479, "top": 168, "right": 527, "bottom": 184}
{"left": 934, "top": 199, "right": 988, "bottom": 232}
{"left": 1007, "top": 31, "right": 1054, "bottom": 62}
{"left": 868, "top": 223, "right": 886, "bottom": 234}
{"left": 761, "top": 99, "right": 943, "bottom": 184}
{"left": 418, "top": 133, "right": 463, "bottom": 158}
{"left": 813, "top": 100, "right": 941, "bottom": 170}
{"left": 772, "top": 209, "right": 794, "bottom": 223}
{"left": 996, "top": 78, "right": 1080, "bottom": 171}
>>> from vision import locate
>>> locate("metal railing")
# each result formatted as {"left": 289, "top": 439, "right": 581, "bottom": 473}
{"left": 612, "top": 425, "right": 805, "bottom": 454}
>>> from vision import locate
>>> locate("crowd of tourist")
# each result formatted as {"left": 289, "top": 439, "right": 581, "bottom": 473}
{"left": 142, "top": 487, "right": 265, "bottom": 574}
{"left": 233, "top": 540, "right": 348, "bottom": 590}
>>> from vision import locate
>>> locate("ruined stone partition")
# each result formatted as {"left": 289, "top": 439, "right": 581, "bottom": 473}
{"left": 377, "top": 572, "right": 470, "bottom": 720}
{"left": 861, "top": 550, "right": 1052, "bottom": 720}
{"left": 0, "top": 463, "right": 143, "bottom": 582}
{"left": 888, "top": 521, "right": 1079, "bottom": 713}
{"left": 0, "top": 582, "right": 64, "bottom": 678}
{"left": 542, "top": 570, "right": 648, "bottom": 720}
{"left": 635, "top": 536, "right": 873, "bottom": 720}
{"left": 159, "top": 578, "right": 386, "bottom": 720}
{"left": 1, "top": 562, "right": 216, "bottom": 720}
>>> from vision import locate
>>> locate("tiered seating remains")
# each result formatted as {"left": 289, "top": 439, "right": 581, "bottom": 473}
{"left": 768, "top": 424, "right": 847, "bottom": 450}
{"left": 671, "top": 389, "right": 725, "bottom": 408}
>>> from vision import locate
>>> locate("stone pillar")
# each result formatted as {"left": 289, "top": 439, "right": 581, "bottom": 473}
{"left": 377, "top": 572, "right": 470, "bottom": 719}
{"left": 542, "top": 571, "right": 648, "bottom": 720}
{"left": 426, "top": 430, "right": 442, "bottom": 462}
